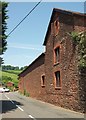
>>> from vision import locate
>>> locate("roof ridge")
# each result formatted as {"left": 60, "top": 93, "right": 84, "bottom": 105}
{"left": 53, "top": 8, "right": 85, "bottom": 16}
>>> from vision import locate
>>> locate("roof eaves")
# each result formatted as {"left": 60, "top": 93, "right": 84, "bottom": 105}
{"left": 18, "top": 53, "right": 45, "bottom": 77}
{"left": 43, "top": 9, "right": 54, "bottom": 46}
{"left": 53, "top": 8, "right": 85, "bottom": 16}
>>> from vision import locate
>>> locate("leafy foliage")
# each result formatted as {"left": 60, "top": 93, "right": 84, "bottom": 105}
{"left": 2, "top": 65, "right": 27, "bottom": 71}
{"left": 70, "top": 31, "right": 86, "bottom": 67}
{"left": 0, "top": 1, "right": 8, "bottom": 66}
{"left": 24, "top": 89, "right": 30, "bottom": 97}
{"left": 0, "top": 70, "right": 21, "bottom": 90}
{"left": 2, "top": 65, "right": 20, "bottom": 71}
{"left": 2, "top": 76, "right": 12, "bottom": 85}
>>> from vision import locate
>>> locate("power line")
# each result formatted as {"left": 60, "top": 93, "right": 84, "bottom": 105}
{"left": 7, "top": 0, "right": 42, "bottom": 37}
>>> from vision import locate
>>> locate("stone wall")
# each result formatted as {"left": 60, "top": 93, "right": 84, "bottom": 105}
{"left": 44, "top": 11, "right": 85, "bottom": 112}
{"left": 18, "top": 53, "right": 46, "bottom": 99}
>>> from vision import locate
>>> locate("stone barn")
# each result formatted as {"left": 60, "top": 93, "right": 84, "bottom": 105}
{"left": 18, "top": 8, "right": 86, "bottom": 113}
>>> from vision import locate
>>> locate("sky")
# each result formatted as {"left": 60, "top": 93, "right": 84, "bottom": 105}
{"left": 3, "top": 2, "right": 85, "bottom": 68}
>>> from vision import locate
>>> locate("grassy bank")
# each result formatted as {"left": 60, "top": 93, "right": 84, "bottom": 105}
{"left": 0, "top": 70, "right": 22, "bottom": 90}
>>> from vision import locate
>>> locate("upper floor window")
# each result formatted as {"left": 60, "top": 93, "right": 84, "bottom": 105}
{"left": 41, "top": 75, "right": 45, "bottom": 87}
{"left": 54, "top": 20, "right": 59, "bottom": 36}
{"left": 54, "top": 45, "right": 60, "bottom": 64}
{"left": 51, "top": 19, "right": 59, "bottom": 36}
{"left": 55, "top": 71, "right": 61, "bottom": 89}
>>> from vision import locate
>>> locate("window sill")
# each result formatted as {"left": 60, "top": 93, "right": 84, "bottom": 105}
{"left": 54, "top": 62, "right": 60, "bottom": 66}
{"left": 41, "top": 85, "right": 45, "bottom": 88}
{"left": 55, "top": 87, "right": 61, "bottom": 90}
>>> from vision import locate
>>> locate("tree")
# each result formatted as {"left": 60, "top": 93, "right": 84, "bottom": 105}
{"left": 69, "top": 31, "right": 86, "bottom": 67}
{"left": 20, "top": 66, "right": 28, "bottom": 71}
{"left": 20, "top": 67, "right": 24, "bottom": 70}
{"left": 15, "top": 66, "right": 19, "bottom": 70}
{"left": 0, "top": 1, "right": 8, "bottom": 66}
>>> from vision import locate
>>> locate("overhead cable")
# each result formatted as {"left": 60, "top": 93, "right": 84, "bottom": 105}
{"left": 7, "top": 0, "right": 42, "bottom": 37}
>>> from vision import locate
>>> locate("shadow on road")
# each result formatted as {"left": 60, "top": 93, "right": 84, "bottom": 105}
{"left": 0, "top": 100, "right": 23, "bottom": 113}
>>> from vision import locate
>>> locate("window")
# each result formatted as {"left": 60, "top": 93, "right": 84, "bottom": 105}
{"left": 54, "top": 46, "right": 60, "bottom": 64}
{"left": 54, "top": 19, "right": 59, "bottom": 36}
{"left": 41, "top": 75, "right": 45, "bottom": 87}
{"left": 51, "top": 19, "right": 59, "bottom": 36}
{"left": 55, "top": 71, "right": 61, "bottom": 88}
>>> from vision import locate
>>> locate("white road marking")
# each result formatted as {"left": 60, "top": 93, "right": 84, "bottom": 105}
{"left": 10, "top": 100, "right": 14, "bottom": 104}
{"left": 4, "top": 94, "right": 10, "bottom": 100}
{"left": 29, "top": 115, "right": 36, "bottom": 120}
{"left": 4, "top": 94, "right": 24, "bottom": 112}
{"left": 16, "top": 105, "right": 24, "bottom": 111}
{"left": 4, "top": 95, "right": 35, "bottom": 119}
{"left": 5, "top": 94, "right": 14, "bottom": 104}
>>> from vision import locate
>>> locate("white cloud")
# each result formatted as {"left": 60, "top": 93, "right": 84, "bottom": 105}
{"left": 8, "top": 43, "right": 44, "bottom": 51}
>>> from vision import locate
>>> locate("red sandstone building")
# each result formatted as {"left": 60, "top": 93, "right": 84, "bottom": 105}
{"left": 18, "top": 8, "right": 86, "bottom": 113}
{"left": 6, "top": 81, "right": 14, "bottom": 87}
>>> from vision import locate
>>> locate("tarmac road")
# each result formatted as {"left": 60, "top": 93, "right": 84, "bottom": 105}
{"left": 0, "top": 91, "right": 85, "bottom": 120}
